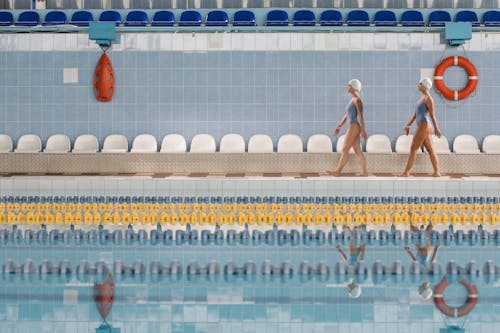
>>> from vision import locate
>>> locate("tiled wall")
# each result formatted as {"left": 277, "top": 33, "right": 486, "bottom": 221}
{"left": 1, "top": 176, "right": 499, "bottom": 197}
{"left": 1, "top": 32, "right": 499, "bottom": 149}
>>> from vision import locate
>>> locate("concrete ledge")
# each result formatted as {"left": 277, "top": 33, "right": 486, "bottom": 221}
{"left": 0, "top": 153, "right": 498, "bottom": 175}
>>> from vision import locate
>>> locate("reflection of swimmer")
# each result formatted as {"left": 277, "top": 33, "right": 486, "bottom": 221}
{"left": 347, "top": 280, "right": 362, "bottom": 298}
{"left": 404, "top": 242, "right": 441, "bottom": 267}
{"left": 418, "top": 280, "right": 433, "bottom": 300}
{"left": 336, "top": 228, "right": 366, "bottom": 266}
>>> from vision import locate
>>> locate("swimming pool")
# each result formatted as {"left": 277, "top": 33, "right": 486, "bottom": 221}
{"left": 1, "top": 176, "right": 499, "bottom": 333}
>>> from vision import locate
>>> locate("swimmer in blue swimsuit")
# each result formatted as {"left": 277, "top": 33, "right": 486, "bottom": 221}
{"left": 331, "top": 79, "right": 368, "bottom": 176}
{"left": 400, "top": 78, "right": 442, "bottom": 177}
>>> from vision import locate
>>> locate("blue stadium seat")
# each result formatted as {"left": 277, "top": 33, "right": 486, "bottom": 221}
{"left": 69, "top": 11, "right": 93, "bottom": 26}
{"left": 347, "top": 10, "right": 370, "bottom": 26}
{"left": 401, "top": 10, "right": 424, "bottom": 26}
{"left": 429, "top": 10, "right": 451, "bottom": 27}
{"left": 124, "top": 10, "right": 148, "bottom": 26}
{"left": 0, "top": 11, "right": 14, "bottom": 26}
{"left": 205, "top": 10, "right": 228, "bottom": 26}
{"left": 455, "top": 10, "right": 480, "bottom": 26}
{"left": 179, "top": 10, "right": 202, "bottom": 26}
{"left": 42, "top": 11, "right": 67, "bottom": 25}
{"left": 319, "top": 10, "right": 343, "bottom": 26}
{"left": 232, "top": 10, "right": 255, "bottom": 26}
{"left": 266, "top": 10, "right": 288, "bottom": 26}
{"left": 99, "top": 10, "right": 121, "bottom": 26}
{"left": 374, "top": 10, "right": 397, "bottom": 26}
{"left": 293, "top": 10, "right": 315, "bottom": 26}
{"left": 151, "top": 11, "right": 174, "bottom": 26}
{"left": 483, "top": 10, "right": 500, "bottom": 27}
{"left": 15, "top": 11, "right": 40, "bottom": 26}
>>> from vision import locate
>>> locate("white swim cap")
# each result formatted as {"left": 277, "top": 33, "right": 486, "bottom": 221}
{"left": 419, "top": 78, "right": 433, "bottom": 91}
{"left": 347, "top": 282, "right": 362, "bottom": 298}
{"left": 348, "top": 79, "right": 362, "bottom": 92}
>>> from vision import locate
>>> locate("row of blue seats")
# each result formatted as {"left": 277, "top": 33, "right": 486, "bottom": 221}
{"left": 1, "top": 195, "right": 498, "bottom": 204}
{"left": 1, "top": 9, "right": 500, "bottom": 27}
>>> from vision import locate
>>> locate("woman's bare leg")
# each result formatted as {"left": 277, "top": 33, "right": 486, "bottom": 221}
{"left": 400, "top": 123, "right": 427, "bottom": 177}
{"left": 333, "top": 124, "right": 360, "bottom": 175}
{"left": 352, "top": 135, "right": 367, "bottom": 176}
{"left": 422, "top": 134, "right": 441, "bottom": 177}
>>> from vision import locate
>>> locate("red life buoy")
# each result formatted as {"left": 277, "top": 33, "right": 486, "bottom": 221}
{"left": 94, "top": 53, "right": 115, "bottom": 102}
{"left": 433, "top": 56, "right": 478, "bottom": 101}
{"left": 93, "top": 273, "right": 115, "bottom": 320}
{"left": 433, "top": 277, "right": 478, "bottom": 318}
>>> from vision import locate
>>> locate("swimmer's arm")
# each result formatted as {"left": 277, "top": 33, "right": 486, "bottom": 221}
{"left": 404, "top": 113, "right": 416, "bottom": 135}
{"left": 356, "top": 99, "right": 368, "bottom": 140}
{"left": 405, "top": 113, "right": 416, "bottom": 127}
{"left": 337, "top": 114, "right": 347, "bottom": 128}
{"left": 426, "top": 97, "right": 442, "bottom": 137}
{"left": 334, "top": 115, "right": 348, "bottom": 136}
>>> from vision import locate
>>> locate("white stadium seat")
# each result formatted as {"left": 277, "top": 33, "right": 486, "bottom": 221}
{"left": 482, "top": 135, "right": 500, "bottom": 154}
{"left": 335, "top": 135, "right": 357, "bottom": 154}
{"left": 44, "top": 134, "right": 71, "bottom": 153}
{"left": 366, "top": 134, "right": 392, "bottom": 154}
{"left": 248, "top": 134, "right": 274, "bottom": 153}
{"left": 395, "top": 135, "right": 421, "bottom": 154}
{"left": 160, "top": 134, "right": 187, "bottom": 153}
{"left": 102, "top": 134, "right": 129, "bottom": 153}
{"left": 306, "top": 134, "right": 332, "bottom": 153}
{"left": 72, "top": 134, "right": 99, "bottom": 154}
{"left": 219, "top": 134, "right": 246, "bottom": 153}
{"left": 453, "top": 134, "right": 480, "bottom": 154}
{"left": 131, "top": 134, "right": 158, "bottom": 153}
{"left": 15, "top": 134, "right": 42, "bottom": 153}
{"left": 277, "top": 134, "right": 303, "bottom": 153}
{"left": 190, "top": 134, "right": 216, "bottom": 153}
{"left": 0, "top": 134, "right": 13, "bottom": 153}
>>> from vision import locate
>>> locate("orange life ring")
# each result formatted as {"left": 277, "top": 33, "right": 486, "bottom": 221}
{"left": 433, "top": 56, "right": 478, "bottom": 101}
{"left": 433, "top": 277, "right": 478, "bottom": 318}
{"left": 94, "top": 53, "right": 115, "bottom": 102}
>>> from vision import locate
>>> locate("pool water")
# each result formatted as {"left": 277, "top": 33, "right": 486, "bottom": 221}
{"left": 1, "top": 230, "right": 499, "bottom": 333}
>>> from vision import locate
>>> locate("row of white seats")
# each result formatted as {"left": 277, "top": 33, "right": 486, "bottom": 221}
{"left": 0, "top": 133, "right": 499, "bottom": 154}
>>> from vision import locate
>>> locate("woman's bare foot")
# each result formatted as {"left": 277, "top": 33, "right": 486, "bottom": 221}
{"left": 432, "top": 172, "right": 441, "bottom": 177}
{"left": 328, "top": 170, "right": 341, "bottom": 176}
{"left": 399, "top": 172, "right": 410, "bottom": 177}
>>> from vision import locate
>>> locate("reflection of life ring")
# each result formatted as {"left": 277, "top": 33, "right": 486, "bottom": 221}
{"left": 433, "top": 277, "right": 478, "bottom": 317}
{"left": 434, "top": 56, "right": 478, "bottom": 101}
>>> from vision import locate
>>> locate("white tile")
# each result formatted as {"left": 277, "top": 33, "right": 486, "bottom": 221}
{"left": 208, "top": 33, "right": 223, "bottom": 49}
{"left": 290, "top": 33, "right": 303, "bottom": 50}
{"left": 362, "top": 33, "right": 374, "bottom": 50}
{"left": 171, "top": 33, "right": 183, "bottom": 51}
{"left": 63, "top": 68, "right": 79, "bottom": 84}
{"left": 63, "top": 289, "right": 78, "bottom": 305}
{"left": 229, "top": 34, "right": 242, "bottom": 50}
{"left": 278, "top": 33, "right": 291, "bottom": 50}
{"left": 374, "top": 33, "right": 387, "bottom": 49}
{"left": 255, "top": 33, "right": 267, "bottom": 50}
{"left": 266, "top": 33, "right": 280, "bottom": 51}
{"left": 242, "top": 33, "right": 256, "bottom": 50}
{"left": 338, "top": 33, "right": 351, "bottom": 50}
{"left": 159, "top": 34, "right": 172, "bottom": 50}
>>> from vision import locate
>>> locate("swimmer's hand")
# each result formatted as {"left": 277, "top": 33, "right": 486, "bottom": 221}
{"left": 404, "top": 126, "right": 411, "bottom": 135}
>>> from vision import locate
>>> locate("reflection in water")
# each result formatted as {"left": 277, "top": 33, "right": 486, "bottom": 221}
{"left": 94, "top": 273, "right": 120, "bottom": 333}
